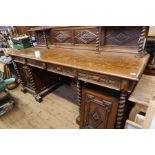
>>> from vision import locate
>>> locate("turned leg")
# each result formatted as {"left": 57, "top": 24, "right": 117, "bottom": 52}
{"left": 77, "top": 80, "right": 82, "bottom": 107}
{"left": 76, "top": 80, "right": 82, "bottom": 125}
{"left": 115, "top": 80, "right": 129, "bottom": 129}
{"left": 12, "top": 61, "right": 25, "bottom": 91}
{"left": 115, "top": 91, "right": 128, "bottom": 129}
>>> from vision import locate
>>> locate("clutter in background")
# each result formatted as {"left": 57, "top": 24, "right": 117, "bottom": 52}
{"left": 0, "top": 78, "right": 15, "bottom": 116}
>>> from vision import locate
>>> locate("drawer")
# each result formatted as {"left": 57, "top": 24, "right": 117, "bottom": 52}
{"left": 47, "top": 63, "right": 76, "bottom": 78}
{"left": 27, "top": 59, "right": 46, "bottom": 69}
{"left": 78, "top": 70, "right": 121, "bottom": 90}
{"left": 12, "top": 56, "right": 26, "bottom": 64}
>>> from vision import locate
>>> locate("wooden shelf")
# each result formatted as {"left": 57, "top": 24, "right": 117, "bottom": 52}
{"left": 129, "top": 74, "right": 155, "bottom": 107}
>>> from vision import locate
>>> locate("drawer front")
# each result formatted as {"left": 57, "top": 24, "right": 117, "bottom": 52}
{"left": 12, "top": 56, "right": 26, "bottom": 64}
{"left": 81, "top": 89, "right": 118, "bottom": 129}
{"left": 47, "top": 63, "right": 76, "bottom": 78}
{"left": 27, "top": 59, "right": 46, "bottom": 69}
{"left": 78, "top": 70, "right": 121, "bottom": 90}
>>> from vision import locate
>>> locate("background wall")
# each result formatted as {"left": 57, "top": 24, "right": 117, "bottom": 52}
{"left": 148, "top": 26, "right": 155, "bottom": 36}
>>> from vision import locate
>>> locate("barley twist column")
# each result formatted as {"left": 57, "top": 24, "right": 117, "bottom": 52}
{"left": 96, "top": 26, "right": 100, "bottom": 54}
{"left": 115, "top": 80, "right": 129, "bottom": 129}
{"left": 12, "top": 61, "right": 26, "bottom": 93}
{"left": 137, "top": 26, "right": 147, "bottom": 57}
{"left": 42, "top": 29, "right": 49, "bottom": 49}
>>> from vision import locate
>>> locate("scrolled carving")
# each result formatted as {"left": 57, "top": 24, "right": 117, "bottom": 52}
{"left": 78, "top": 71, "right": 121, "bottom": 90}
{"left": 27, "top": 59, "right": 47, "bottom": 70}
{"left": 47, "top": 64, "right": 76, "bottom": 78}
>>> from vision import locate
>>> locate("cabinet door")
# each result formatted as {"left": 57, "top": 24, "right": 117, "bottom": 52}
{"left": 80, "top": 88, "right": 118, "bottom": 129}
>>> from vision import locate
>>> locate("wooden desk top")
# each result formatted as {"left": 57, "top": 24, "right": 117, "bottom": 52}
{"left": 8, "top": 47, "right": 149, "bottom": 81}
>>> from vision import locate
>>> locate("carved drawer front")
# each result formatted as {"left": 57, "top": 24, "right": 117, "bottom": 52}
{"left": 47, "top": 63, "right": 76, "bottom": 78}
{"left": 27, "top": 59, "right": 46, "bottom": 69}
{"left": 12, "top": 56, "right": 26, "bottom": 64}
{"left": 78, "top": 70, "right": 121, "bottom": 90}
{"left": 80, "top": 88, "right": 118, "bottom": 129}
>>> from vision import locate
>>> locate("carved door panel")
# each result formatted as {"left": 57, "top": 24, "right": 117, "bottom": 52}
{"left": 80, "top": 88, "right": 118, "bottom": 129}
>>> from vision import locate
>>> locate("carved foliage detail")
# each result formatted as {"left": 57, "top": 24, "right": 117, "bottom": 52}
{"left": 75, "top": 30, "right": 96, "bottom": 44}
{"left": 55, "top": 31, "right": 70, "bottom": 42}
{"left": 78, "top": 71, "right": 121, "bottom": 90}
{"left": 106, "top": 31, "right": 139, "bottom": 45}
{"left": 47, "top": 64, "right": 75, "bottom": 77}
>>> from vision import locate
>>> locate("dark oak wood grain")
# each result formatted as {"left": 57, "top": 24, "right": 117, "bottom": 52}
{"left": 80, "top": 88, "right": 118, "bottom": 129}
{"left": 9, "top": 47, "right": 149, "bottom": 81}
{"left": 9, "top": 26, "right": 150, "bottom": 128}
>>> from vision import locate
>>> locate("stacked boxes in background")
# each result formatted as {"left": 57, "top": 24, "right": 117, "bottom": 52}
{"left": 11, "top": 35, "right": 32, "bottom": 50}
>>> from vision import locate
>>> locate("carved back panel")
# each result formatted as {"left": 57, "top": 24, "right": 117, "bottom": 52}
{"left": 103, "top": 27, "right": 142, "bottom": 46}
{"left": 28, "top": 26, "right": 149, "bottom": 53}
{"left": 50, "top": 27, "right": 97, "bottom": 47}
{"left": 34, "top": 30, "right": 45, "bottom": 45}
{"left": 52, "top": 28, "right": 72, "bottom": 44}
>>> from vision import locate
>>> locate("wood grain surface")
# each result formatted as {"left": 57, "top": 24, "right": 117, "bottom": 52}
{"left": 8, "top": 47, "right": 149, "bottom": 81}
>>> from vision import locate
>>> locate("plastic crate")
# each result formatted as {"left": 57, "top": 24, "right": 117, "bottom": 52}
{"left": 12, "top": 37, "right": 30, "bottom": 44}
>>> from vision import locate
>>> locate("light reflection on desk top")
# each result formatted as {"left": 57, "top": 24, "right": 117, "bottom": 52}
{"left": 8, "top": 47, "right": 150, "bottom": 81}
